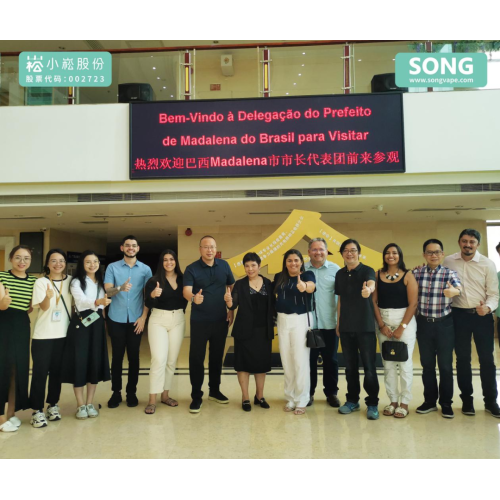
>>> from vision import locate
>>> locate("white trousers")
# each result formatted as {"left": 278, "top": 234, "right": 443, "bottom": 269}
{"left": 376, "top": 308, "right": 417, "bottom": 405}
{"left": 148, "top": 309, "right": 185, "bottom": 394}
{"left": 277, "top": 312, "right": 311, "bottom": 407}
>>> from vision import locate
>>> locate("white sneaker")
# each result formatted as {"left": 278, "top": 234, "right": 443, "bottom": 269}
{"left": 0, "top": 420, "right": 19, "bottom": 432}
{"left": 76, "top": 405, "right": 88, "bottom": 420}
{"left": 9, "top": 416, "right": 21, "bottom": 427}
{"left": 47, "top": 405, "right": 62, "bottom": 421}
{"left": 86, "top": 404, "right": 99, "bottom": 418}
{"left": 30, "top": 411, "right": 48, "bottom": 428}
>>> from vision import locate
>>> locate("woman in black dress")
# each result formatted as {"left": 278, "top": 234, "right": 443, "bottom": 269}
{"left": 0, "top": 245, "right": 36, "bottom": 433}
{"left": 224, "top": 252, "right": 275, "bottom": 412}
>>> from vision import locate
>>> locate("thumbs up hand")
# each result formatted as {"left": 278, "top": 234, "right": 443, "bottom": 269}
{"left": 476, "top": 300, "right": 490, "bottom": 316}
{"left": 443, "top": 281, "right": 460, "bottom": 298}
{"left": 0, "top": 287, "right": 12, "bottom": 309}
{"left": 97, "top": 293, "right": 112, "bottom": 307}
{"left": 193, "top": 289, "right": 204, "bottom": 305}
{"left": 121, "top": 277, "right": 132, "bottom": 292}
{"left": 224, "top": 286, "right": 232, "bottom": 304}
{"left": 361, "top": 281, "right": 371, "bottom": 298}
{"left": 296, "top": 275, "right": 307, "bottom": 293}
{"left": 151, "top": 281, "right": 162, "bottom": 298}
{"left": 46, "top": 283, "right": 55, "bottom": 300}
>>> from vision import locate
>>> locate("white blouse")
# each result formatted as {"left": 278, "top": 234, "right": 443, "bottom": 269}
{"left": 70, "top": 276, "right": 105, "bottom": 312}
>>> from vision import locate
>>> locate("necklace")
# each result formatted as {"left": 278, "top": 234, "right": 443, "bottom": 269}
{"left": 385, "top": 272, "right": 400, "bottom": 281}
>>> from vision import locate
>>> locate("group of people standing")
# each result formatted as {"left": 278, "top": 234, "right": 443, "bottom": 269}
{"left": 1, "top": 228, "right": 499, "bottom": 432}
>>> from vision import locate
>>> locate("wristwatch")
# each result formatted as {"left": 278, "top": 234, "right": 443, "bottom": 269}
{"left": 117, "top": 285, "right": 122, "bottom": 292}
{"left": 401, "top": 323, "right": 407, "bottom": 329}
{"left": 191, "top": 296, "right": 195, "bottom": 303}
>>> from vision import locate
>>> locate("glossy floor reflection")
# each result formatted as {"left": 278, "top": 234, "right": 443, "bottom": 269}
{"left": 2, "top": 363, "right": 500, "bottom": 459}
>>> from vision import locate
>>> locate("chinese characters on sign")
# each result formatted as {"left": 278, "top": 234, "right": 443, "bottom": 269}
{"left": 19, "top": 52, "right": 112, "bottom": 87}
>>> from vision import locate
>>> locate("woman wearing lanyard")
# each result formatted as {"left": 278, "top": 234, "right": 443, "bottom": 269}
{"left": 273, "top": 249, "right": 316, "bottom": 415}
{"left": 61, "top": 250, "right": 111, "bottom": 419}
{"left": 144, "top": 250, "right": 187, "bottom": 414}
{"left": 29, "top": 249, "right": 72, "bottom": 428}
{"left": 0, "top": 245, "right": 36, "bottom": 433}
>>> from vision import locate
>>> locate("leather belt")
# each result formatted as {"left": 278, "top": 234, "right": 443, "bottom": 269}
{"left": 418, "top": 313, "right": 452, "bottom": 323}
{"left": 452, "top": 307, "right": 477, "bottom": 314}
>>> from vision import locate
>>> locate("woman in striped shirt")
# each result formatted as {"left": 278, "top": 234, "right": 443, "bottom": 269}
{"left": 0, "top": 245, "right": 37, "bottom": 433}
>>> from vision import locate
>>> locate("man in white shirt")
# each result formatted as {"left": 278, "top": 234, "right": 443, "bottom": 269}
{"left": 443, "top": 229, "right": 500, "bottom": 418}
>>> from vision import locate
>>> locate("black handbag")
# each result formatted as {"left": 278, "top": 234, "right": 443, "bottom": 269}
{"left": 381, "top": 340, "right": 408, "bottom": 362}
{"left": 305, "top": 292, "right": 325, "bottom": 349}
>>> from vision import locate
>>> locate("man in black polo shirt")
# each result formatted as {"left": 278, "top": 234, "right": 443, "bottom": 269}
{"left": 335, "top": 239, "right": 380, "bottom": 420}
{"left": 183, "top": 236, "right": 235, "bottom": 413}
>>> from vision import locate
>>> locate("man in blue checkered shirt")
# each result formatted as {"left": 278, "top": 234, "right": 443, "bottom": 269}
{"left": 413, "top": 238, "right": 461, "bottom": 419}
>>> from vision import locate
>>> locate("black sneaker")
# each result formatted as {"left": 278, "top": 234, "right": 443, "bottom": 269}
{"left": 485, "top": 402, "right": 500, "bottom": 418}
{"left": 107, "top": 391, "right": 122, "bottom": 409}
{"left": 441, "top": 406, "right": 454, "bottom": 419}
{"left": 189, "top": 399, "right": 203, "bottom": 413}
{"left": 208, "top": 391, "right": 229, "bottom": 404}
{"left": 327, "top": 395, "right": 341, "bottom": 408}
{"left": 461, "top": 402, "right": 475, "bottom": 416}
{"left": 307, "top": 396, "right": 314, "bottom": 407}
{"left": 126, "top": 394, "right": 139, "bottom": 407}
{"left": 416, "top": 402, "right": 438, "bottom": 414}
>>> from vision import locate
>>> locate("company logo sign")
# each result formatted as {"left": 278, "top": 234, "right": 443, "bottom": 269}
{"left": 395, "top": 53, "right": 487, "bottom": 88}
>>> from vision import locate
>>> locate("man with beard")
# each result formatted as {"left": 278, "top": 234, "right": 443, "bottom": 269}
{"left": 104, "top": 235, "right": 152, "bottom": 408}
{"left": 444, "top": 229, "right": 500, "bottom": 418}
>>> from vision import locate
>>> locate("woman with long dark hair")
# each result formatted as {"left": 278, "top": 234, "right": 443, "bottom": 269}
{"left": 61, "top": 250, "right": 111, "bottom": 419}
{"left": 372, "top": 243, "right": 418, "bottom": 418}
{"left": 144, "top": 250, "right": 187, "bottom": 414}
{"left": 0, "top": 245, "right": 36, "bottom": 433}
{"left": 29, "top": 249, "right": 72, "bottom": 428}
{"left": 273, "top": 249, "right": 316, "bottom": 415}
{"left": 225, "top": 252, "right": 275, "bottom": 411}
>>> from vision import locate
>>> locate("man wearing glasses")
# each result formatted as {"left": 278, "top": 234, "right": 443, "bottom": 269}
{"left": 413, "top": 239, "right": 461, "bottom": 419}
{"left": 443, "top": 229, "right": 500, "bottom": 418}
{"left": 183, "top": 236, "right": 235, "bottom": 413}
{"left": 335, "top": 239, "right": 380, "bottom": 420}
{"left": 104, "top": 235, "right": 152, "bottom": 409}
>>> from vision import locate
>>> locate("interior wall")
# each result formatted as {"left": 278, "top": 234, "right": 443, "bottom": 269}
{"left": 48, "top": 228, "right": 107, "bottom": 255}
{"left": 0, "top": 250, "right": 4, "bottom": 271}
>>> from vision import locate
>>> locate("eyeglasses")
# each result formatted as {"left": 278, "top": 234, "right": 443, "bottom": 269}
{"left": 425, "top": 251, "right": 443, "bottom": 256}
{"left": 13, "top": 256, "right": 31, "bottom": 263}
{"left": 342, "top": 249, "right": 358, "bottom": 254}
{"left": 200, "top": 246, "right": 216, "bottom": 250}
{"left": 84, "top": 260, "right": 100, "bottom": 265}
{"left": 124, "top": 244, "right": 138, "bottom": 249}
{"left": 49, "top": 260, "right": 66, "bottom": 265}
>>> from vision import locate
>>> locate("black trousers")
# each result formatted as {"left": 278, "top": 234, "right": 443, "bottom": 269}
{"left": 416, "top": 314, "right": 455, "bottom": 407}
{"left": 30, "top": 337, "right": 66, "bottom": 410}
{"left": 189, "top": 320, "right": 228, "bottom": 400}
{"left": 107, "top": 317, "right": 142, "bottom": 395}
{"left": 310, "top": 329, "right": 339, "bottom": 397}
{"left": 340, "top": 331, "right": 379, "bottom": 406}
{"left": 453, "top": 309, "right": 498, "bottom": 406}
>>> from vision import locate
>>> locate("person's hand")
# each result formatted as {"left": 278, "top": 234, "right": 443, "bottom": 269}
{"left": 193, "top": 289, "right": 204, "bottom": 305}
{"left": 443, "top": 281, "right": 460, "bottom": 298}
{"left": 392, "top": 326, "right": 404, "bottom": 339}
{"left": 336, "top": 326, "right": 340, "bottom": 338}
{"left": 134, "top": 316, "right": 146, "bottom": 334}
{"left": 224, "top": 286, "right": 232, "bottom": 304}
{"left": 151, "top": 281, "right": 162, "bottom": 298}
{"left": 227, "top": 309, "right": 234, "bottom": 327}
{"left": 380, "top": 324, "right": 393, "bottom": 338}
{"left": 97, "top": 294, "right": 112, "bottom": 307}
{"left": 476, "top": 300, "right": 490, "bottom": 316}
{"left": 46, "top": 283, "right": 55, "bottom": 300}
{"left": 1, "top": 288, "right": 12, "bottom": 309}
{"left": 296, "top": 276, "right": 307, "bottom": 293}
{"left": 121, "top": 277, "right": 132, "bottom": 292}
{"left": 361, "top": 281, "right": 371, "bottom": 298}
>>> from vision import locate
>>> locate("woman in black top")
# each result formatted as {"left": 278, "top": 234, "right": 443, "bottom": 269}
{"left": 144, "top": 250, "right": 187, "bottom": 414}
{"left": 372, "top": 243, "right": 418, "bottom": 418}
{"left": 225, "top": 253, "right": 275, "bottom": 411}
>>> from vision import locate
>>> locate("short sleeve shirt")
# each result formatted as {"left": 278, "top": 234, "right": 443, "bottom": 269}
{"left": 104, "top": 259, "right": 153, "bottom": 323}
{"left": 334, "top": 263, "right": 376, "bottom": 333}
{"left": 274, "top": 270, "right": 316, "bottom": 315}
{"left": 184, "top": 258, "right": 235, "bottom": 322}
{"left": 0, "top": 270, "right": 36, "bottom": 311}
{"left": 32, "top": 276, "right": 72, "bottom": 339}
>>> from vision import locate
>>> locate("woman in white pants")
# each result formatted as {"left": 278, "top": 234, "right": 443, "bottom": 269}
{"left": 144, "top": 250, "right": 187, "bottom": 414}
{"left": 373, "top": 243, "right": 418, "bottom": 418}
{"left": 273, "top": 249, "right": 316, "bottom": 415}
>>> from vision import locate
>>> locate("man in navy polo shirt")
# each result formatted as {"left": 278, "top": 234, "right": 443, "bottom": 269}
{"left": 104, "top": 235, "right": 152, "bottom": 409}
{"left": 183, "top": 235, "right": 235, "bottom": 413}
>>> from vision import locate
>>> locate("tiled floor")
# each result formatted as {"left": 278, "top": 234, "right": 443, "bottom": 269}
{"left": 1, "top": 336, "right": 500, "bottom": 459}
